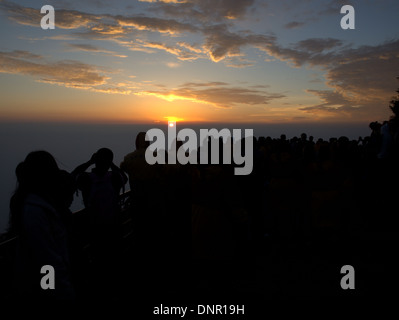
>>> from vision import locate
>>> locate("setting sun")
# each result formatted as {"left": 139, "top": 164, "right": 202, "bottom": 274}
{"left": 165, "top": 116, "right": 184, "bottom": 123}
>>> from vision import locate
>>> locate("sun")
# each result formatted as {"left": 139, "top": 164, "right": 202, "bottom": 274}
{"left": 164, "top": 116, "right": 184, "bottom": 123}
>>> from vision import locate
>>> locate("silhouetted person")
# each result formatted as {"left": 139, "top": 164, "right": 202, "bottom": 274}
{"left": 120, "top": 132, "right": 154, "bottom": 201}
{"left": 378, "top": 121, "right": 393, "bottom": 159}
{"left": 120, "top": 133, "right": 192, "bottom": 293}
{"left": 9, "top": 151, "right": 75, "bottom": 300}
{"left": 72, "top": 148, "right": 127, "bottom": 297}
{"left": 120, "top": 133, "right": 163, "bottom": 273}
{"left": 367, "top": 121, "right": 382, "bottom": 159}
{"left": 72, "top": 148, "right": 127, "bottom": 247}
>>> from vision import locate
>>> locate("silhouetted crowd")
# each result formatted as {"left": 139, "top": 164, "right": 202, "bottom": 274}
{"left": 5, "top": 112, "right": 399, "bottom": 300}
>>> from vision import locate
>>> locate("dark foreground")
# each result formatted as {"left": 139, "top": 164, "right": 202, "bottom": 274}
{"left": 1, "top": 133, "right": 398, "bottom": 315}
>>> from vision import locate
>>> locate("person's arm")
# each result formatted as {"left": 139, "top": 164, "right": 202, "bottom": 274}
{"left": 120, "top": 156, "right": 127, "bottom": 172}
{"left": 71, "top": 154, "right": 96, "bottom": 178}
{"left": 111, "top": 162, "right": 128, "bottom": 185}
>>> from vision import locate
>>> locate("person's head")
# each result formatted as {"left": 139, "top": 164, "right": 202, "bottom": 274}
{"left": 136, "top": 132, "right": 149, "bottom": 150}
{"left": 9, "top": 151, "right": 61, "bottom": 234}
{"left": 17, "top": 150, "right": 60, "bottom": 196}
{"left": 93, "top": 148, "right": 113, "bottom": 174}
{"left": 369, "top": 121, "right": 381, "bottom": 133}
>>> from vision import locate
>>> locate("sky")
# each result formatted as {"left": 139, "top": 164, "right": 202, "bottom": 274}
{"left": 0, "top": 0, "right": 399, "bottom": 125}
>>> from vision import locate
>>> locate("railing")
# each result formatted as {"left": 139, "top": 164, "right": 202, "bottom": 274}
{"left": 0, "top": 190, "right": 132, "bottom": 245}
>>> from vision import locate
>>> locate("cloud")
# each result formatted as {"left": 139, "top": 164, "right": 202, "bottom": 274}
{"left": 260, "top": 37, "right": 399, "bottom": 119}
{"left": 150, "top": 0, "right": 256, "bottom": 22}
{"left": 0, "top": 1, "right": 355, "bottom": 71}
{"left": 89, "top": 23, "right": 127, "bottom": 35}
{"left": 224, "top": 56, "right": 255, "bottom": 68}
{"left": 0, "top": 1, "right": 44, "bottom": 27}
{"left": 300, "top": 40, "right": 399, "bottom": 120}
{"left": 324, "top": 41, "right": 399, "bottom": 100}
{"left": 0, "top": 50, "right": 134, "bottom": 94}
{"left": 297, "top": 89, "right": 362, "bottom": 120}
{"left": 136, "top": 40, "right": 203, "bottom": 60}
{"left": 226, "top": 62, "right": 254, "bottom": 68}
{"left": 115, "top": 15, "right": 197, "bottom": 34}
{"left": 19, "top": 34, "right": 79, "bottom": 42}
{"left": 319, "top": 0, "right": 354, "bottom": 16}
{"left": 67, "top": 43, "right": 127, "bottom": 57}
{"left": 295, "top": 38, "right": 343, "bottom": 53}
{"left": 137, "top": 82, "right": 285, "bottom": 108}
{"left": 202, "top": 24, "right": 274, "bottom": 62}
{"left": 284, "top": 21, "right": 305, "bottom": 29}
{"left": 181, "top": 81, "right": 228, "bottom": 87}
{"left": 263, "top": 41, "right": 338, "bottom": 68}
{"left": 8, "top": 50, "right": 43, "bottom": 60}
{"left": 303, "top": 89, "right": 351, "bottom": 106}
{"left": 177, "top": 42, "right": 203, "bottom": 53}
{"left": 0, "top": 51, "right": 105, "bottom": 85}
{"left": 115, "top": 39, "right": 156, "bottom": 53}
{"left": 89, "top": 86, "right": 132, "bottom": 94}
{"left": 67, "top": 43, "right": 104, "bottom": 51}
{"left": 192, "top": 0, "right": 255, "bottom": 20}
{"left": 166, "top": 62, "right": 180, "bottom": 68}
{"left": 0, "top": 1, "right": 266, "bottom": 66}
{"left": 0, "top": 1, "right": 196, "bottom": 37}
{"left": 299, "top": 44, "right": 399, "bottom": 119}
{"left": 0, "top": 1, "right": 99, "bottom": 29}
{"left": 139, "top": 0, "right": 187, "bottom": 4}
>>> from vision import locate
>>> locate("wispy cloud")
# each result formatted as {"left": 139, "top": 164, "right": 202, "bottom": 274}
{"left": 67, "top": 43, "right": 127, "bottom": 57}
{"left": 284, "top": 21, "right": 305, "bottom": 29}
{"left": 177, "top": 42, "right": 203, "bottom": 53}
{"left": 139, "top": 0, "right": 187, "bottom": 3}
{"left": 7, "top": 50, "right": 43, "bottom": 60}
{"left": 0, "top": 1, "right": 196, "bottom": 36}
{"left": 137, "top": 82, "right": 285, "bottom": 108}
{"left": 136, "top": 39, "right": 203, "bottom": 60}
{"left": 115, "top": 15, "right": 197, "bottom": 34}
{"left": 149, "top": 0, "right": 256, "bottom": 22}
{"left": 166, "top": 62, "right": 180, "bottom": 68}
{"left": 202, "top": 24, "right": 275, "bottom": 62}
{"left": 0, "top": 51, "right": 105, "bottom": 85}
{"left": 294, "top": 38, "right": 343, "bottom": 52}
{"left": 0, "top": 1, "right": 99, "bottom": 29}
{"left": 0, "top": 50, "right": 133, "bottom": 94}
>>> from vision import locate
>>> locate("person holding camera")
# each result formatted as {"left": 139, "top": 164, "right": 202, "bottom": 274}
{"left": 72, "top": 148, "right": 127, "bottom": 296}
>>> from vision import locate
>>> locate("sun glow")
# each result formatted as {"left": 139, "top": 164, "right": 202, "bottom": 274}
{"left": 164, "top": 116, "right": 184, "bottom": 123}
